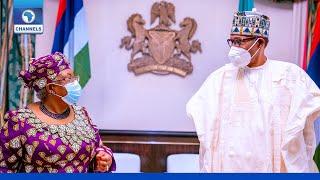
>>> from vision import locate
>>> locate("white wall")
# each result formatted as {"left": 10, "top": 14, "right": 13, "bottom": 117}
{"left": 36, "top": 0, "right": 294, "bottom": 132}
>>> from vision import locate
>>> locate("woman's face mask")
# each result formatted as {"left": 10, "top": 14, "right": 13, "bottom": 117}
{"left": 228, "top": 38, "right": 261, "bottom": 68}
{"left": 48, "top": 80, "right": 82, "bottom": 105}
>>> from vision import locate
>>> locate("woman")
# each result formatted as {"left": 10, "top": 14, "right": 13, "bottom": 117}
{"left": 0, "top": 52, "right": 116, "bottom": 173}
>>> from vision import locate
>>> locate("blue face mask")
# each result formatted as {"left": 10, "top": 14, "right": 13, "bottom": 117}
{"left": 49, "top": 80, "right": 82, "bottom": 105}
{"left": 62, "top": 80, "right": 82, "bottom": 105}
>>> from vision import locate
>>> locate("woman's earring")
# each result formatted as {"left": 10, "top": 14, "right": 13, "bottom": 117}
{"left": 49, "top": 90, "right": 55, "bottom": 95}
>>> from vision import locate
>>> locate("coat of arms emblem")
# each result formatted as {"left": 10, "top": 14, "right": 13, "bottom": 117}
{"left": 120, "top": 1, "right": 202, "bottom": 77}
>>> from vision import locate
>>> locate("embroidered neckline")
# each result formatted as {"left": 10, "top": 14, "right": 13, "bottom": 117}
{"left": 17, "top": 105, "right": 96, "bottom": 153}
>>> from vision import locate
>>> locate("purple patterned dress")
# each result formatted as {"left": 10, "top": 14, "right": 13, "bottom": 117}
{"left": 0, "top": 105, "right": 116, "bottom": 173}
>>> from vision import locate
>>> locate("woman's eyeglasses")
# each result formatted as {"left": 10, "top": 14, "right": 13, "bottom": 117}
{"left": 55, "top": 75, "right": 80, "bottom": 85}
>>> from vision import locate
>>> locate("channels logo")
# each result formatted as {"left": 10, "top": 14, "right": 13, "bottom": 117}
{"left": 14, "top": 8, "right": 43, "bottom": 34}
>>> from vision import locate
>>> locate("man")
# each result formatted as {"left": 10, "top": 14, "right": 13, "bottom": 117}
{"left": 186, "top": 11, "right": 320, "bottom": 172}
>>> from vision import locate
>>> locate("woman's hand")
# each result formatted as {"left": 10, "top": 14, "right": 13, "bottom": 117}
{"left": 95, "top": 151, "right": 113, "bottom": 172}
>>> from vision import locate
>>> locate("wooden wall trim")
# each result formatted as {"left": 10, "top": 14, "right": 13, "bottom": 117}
{"left": 100, "top": 130, "right": 200, "bottom": 172}
{"left": 100, "top": 130, "right": 197, "bottom": 137}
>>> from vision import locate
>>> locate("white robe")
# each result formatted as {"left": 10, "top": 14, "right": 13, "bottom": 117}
{"left": 186, "top": 60, "right": 320, "bottom": 172}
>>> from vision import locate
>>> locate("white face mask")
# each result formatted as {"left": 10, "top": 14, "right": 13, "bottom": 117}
{"left": 228, "top": 39, "right": 261, "bottom": 68}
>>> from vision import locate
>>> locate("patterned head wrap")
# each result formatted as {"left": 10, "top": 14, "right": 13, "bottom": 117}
{"left": 19, "top": 52, "right": 71, "bottom": 92}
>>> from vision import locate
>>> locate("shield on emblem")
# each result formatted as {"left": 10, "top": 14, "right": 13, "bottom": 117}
{"left": 148, "top": 30, "right": 176, "bottom": 64}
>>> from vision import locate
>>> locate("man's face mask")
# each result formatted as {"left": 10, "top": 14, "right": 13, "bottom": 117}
{"left": 228, "top": 38, "right": 261, "bottom": 68}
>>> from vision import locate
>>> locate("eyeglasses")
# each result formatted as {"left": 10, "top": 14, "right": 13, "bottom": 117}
{"left": 227, "top": 37, "right": 256, "bottom": 47}
{"left": 55, "top": 75, "right": 80, "bottom": 85}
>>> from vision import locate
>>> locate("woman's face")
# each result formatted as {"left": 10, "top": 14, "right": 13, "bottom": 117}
{"left": 46, "top": 69, "right": 78, "bottom": 98}
{"left": 55, "top": 69, "right": 78, "bottom": 86}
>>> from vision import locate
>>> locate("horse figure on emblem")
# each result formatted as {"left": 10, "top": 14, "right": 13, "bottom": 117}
{"left": 120, "top": 14, "right": 148, "bottom": 62}
{"left": 175, "top": 17, "right": 202, "bottom": 62}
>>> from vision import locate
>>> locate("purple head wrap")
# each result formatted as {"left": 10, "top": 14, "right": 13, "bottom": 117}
{"left": 19, "top": 52, "right": 71, "bottom": 92}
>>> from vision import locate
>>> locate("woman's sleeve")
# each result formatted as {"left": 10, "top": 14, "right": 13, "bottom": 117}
{"left": 0, "top": 111, "right": 24, "bottom": 173}
{"left": 94, "top": 135, "right": 116, "bottom": 172}
{"left": 82, "top": 107, "right": 116, "bottom": 172}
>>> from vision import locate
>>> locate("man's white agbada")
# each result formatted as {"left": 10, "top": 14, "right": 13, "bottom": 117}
{"left": 187, "top": 10, "right": 320, "bottom": 172}
{"left": 187, "top": 59, "right": 320, "bottom": 172}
